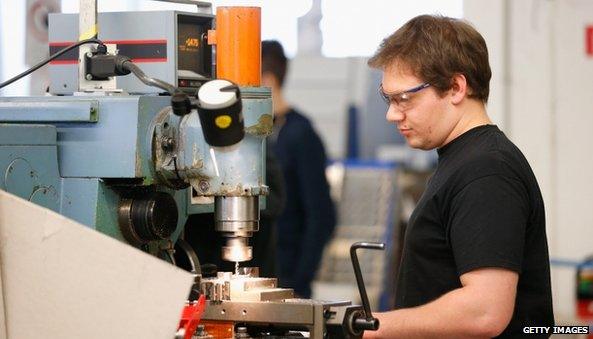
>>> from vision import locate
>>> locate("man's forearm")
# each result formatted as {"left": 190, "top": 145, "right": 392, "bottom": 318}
{"left": 364, "top": 287, "right": 504, "bottom": 339}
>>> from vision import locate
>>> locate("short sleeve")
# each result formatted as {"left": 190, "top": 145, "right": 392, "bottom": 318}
{"left": 448, "top": 174, "right": 529, "bottom": 276}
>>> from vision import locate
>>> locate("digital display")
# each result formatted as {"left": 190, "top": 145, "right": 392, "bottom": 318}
{"left": 177, "top": 15, "right": 212, "bottom": 78}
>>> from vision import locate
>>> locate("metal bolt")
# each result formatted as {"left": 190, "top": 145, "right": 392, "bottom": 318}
{"left": 86, "top": 52, "right": 93, "bottom": 58}
{"left": 195, "top": 325, "right": 206, "bottom": 336}
{"left": 174, "top": 328, "right": 185, "bottom": 339}
{"left": 85, "top": 74, "right": 93, "bottom": 80}
{"left": 235, "top": 326, "right": 250, "bottom": 338}
{"left": 198, "top": 180, "right": 209, "bottom": 192}
{"left": 161, "top": 137, "right": 175, "bottom": 151}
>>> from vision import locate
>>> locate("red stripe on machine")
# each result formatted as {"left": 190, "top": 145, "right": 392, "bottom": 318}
{"left": 48, "top": 39, "right": 168, "bottom": 63}
{"left": 49, "top": 60, "right": 78, "bottom": 65}
{"left": 131, "top": 57, "right": 168, "bottom": 63}
{"left": 49, "top": 58, "right": 168, "bottom": 65}
{"left": 49, "top": 39, "right": 167, "bottom": 46}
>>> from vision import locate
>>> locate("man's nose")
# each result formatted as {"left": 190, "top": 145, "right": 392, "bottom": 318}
{"left": 386, "top": 104, "right": 404, "bottom": 123}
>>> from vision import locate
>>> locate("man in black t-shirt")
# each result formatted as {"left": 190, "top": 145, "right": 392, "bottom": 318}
{"left": 364, "top": 15, "right": 554, "bottom": 338}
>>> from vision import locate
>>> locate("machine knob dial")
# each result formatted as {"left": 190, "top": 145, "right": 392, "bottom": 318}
{"left": 118, "top": 192, "right": 178, "bottom": 245}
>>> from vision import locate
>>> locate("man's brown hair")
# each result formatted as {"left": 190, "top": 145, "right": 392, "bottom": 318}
{"left": 368, "top": 15, "right": 491, "bottom": 103}
{"left": 262, "top": 40, "right": 288, "bottom": 88}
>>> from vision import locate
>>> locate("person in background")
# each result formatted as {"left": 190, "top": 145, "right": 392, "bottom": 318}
{"left": 363, "top": 15, "right": 554, "bottom": 338}
{"left": 261, "top": 40, "right": 336, "bottom": 298}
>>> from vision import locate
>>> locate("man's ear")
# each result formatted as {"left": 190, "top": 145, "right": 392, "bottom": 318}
{"left": 450, "top": 73, "right": 468, "bottom": 105}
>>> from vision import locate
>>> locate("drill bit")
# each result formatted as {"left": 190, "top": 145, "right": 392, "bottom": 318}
{"left": 235, "top": 261, "right": 239, "bottom": 275}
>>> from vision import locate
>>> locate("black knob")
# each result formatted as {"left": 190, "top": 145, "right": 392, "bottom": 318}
{"left": 118, "top": 192, "right": 178, "bottom": 245}
{"left": 171, "top": 92, "right": 192, "bottom": 116}
{"left": 196, "top": 79, "right": 244, "bottom": 147}
{"left": 200, "top": 263, "right": 218, "bottom": 278}
{"left": 353, "top": 317, "right": 379, "bottom": 331}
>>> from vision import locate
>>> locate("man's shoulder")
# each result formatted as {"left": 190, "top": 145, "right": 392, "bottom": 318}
{"left": 453, "top": 129, "right": 524, "bottom": 176}
{"left": 439, "top": 141, "right": 525, "bottom": 195}
{"left": 282, "top": 108, "right": 320, "bottom": 139}
{"left": 285, "top": 108, "right": 314, "bottom": 129}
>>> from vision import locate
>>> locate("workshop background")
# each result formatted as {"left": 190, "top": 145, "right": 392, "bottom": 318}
{"left": 1, "top": 0, "right": 592, "bottom": 330}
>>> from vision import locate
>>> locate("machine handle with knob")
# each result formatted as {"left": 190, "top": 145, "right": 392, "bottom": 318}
{"left": 350, "top": 241, "right": 385, "bottom": 332}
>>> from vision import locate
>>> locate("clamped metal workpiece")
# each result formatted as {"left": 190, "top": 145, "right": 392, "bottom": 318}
{"left": 195, "top": 242, "right": 384, "bottom": 338}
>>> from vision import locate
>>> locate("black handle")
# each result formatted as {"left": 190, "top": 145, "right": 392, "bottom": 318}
{"left": 171, "top": 93, "right": 193, "bottom": 116}
{"left": 350, "top": 241, "right": 385, "bottom": 331}
{"left": 196, "top": 82, "right": 244, "bottom": 147}
{"left": 353, "top": 317, "right": 379, "bottom": 331}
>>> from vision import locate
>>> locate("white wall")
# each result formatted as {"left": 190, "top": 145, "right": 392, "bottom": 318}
{"left": 320, "top": 0, "right": 463, "bottom": 57}
{"left": 284, "top": 56, "right": 361, "bottom": 158}
{"left": 465, "top": 0, "right": 593, "bottom": 320}
{"left": 285, "top": 0, "right": 463, "bottom": 159}
{"left": 463, "top": 0, "right": 507, "bottom": 130}
{"left": 0, "top": 0, "right": 29, "bottom": 96}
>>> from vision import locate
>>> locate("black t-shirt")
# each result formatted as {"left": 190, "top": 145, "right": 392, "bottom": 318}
{"left": 395, "top": 125, "right": 554, "bottom": 337}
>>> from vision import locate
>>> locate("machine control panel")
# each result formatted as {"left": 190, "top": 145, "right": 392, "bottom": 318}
{"left": 48, "top": 11, "right": 214, "bottom": 94}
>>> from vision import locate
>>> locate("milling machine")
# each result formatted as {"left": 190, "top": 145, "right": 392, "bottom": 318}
{"left": 0, "top": 1, "right": 381, "bottom": 338}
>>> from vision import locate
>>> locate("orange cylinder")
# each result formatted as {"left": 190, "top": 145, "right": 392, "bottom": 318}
{"left": 211, "top": 7, "right": 261, "bottom": 86}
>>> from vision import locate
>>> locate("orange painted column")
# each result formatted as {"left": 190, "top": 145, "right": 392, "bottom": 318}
{"left": 208, "top": 7, "right": 261, "bottom": 86}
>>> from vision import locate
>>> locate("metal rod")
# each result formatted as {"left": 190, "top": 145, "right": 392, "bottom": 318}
{"left": 122, "top": 61, "right": 178, "bottom": 94}
{"left": 78, "top": 0, "right": 98, "bottom": 90}
{"left": 350, "top": 242, "right": 385, "bottom": 321}
{"left": 78, "top": 0, "right": 97, "bottom": 41}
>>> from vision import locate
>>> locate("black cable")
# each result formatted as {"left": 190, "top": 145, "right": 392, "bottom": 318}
{"left": 122, "top": 60, "right": 179, "bottom": 94}
{"left": 0, "top": 38, "right": 104, "bottom": 90}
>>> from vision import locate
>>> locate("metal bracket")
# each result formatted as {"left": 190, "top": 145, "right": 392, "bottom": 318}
{"left": 0, "top": 99, "right": 99, "bottom": 123}
{"left": 78, "top": 44, "right": 119, "bottom": 92}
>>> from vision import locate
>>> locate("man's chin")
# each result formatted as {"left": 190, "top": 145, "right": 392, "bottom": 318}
{"left": 406, "top": 139, "right": 432, "bottom": 151}
{"left": 405, "top": 138, "right": 420, "bottom": 149}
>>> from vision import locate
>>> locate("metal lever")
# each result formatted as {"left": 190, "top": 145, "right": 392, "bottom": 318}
{"left": 350, "top": 241, "right": 385, "bottom": 331}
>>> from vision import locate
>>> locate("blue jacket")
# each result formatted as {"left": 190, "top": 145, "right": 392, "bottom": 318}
{"left": 271, "top": 108, "right": 336, "bottom": 298}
